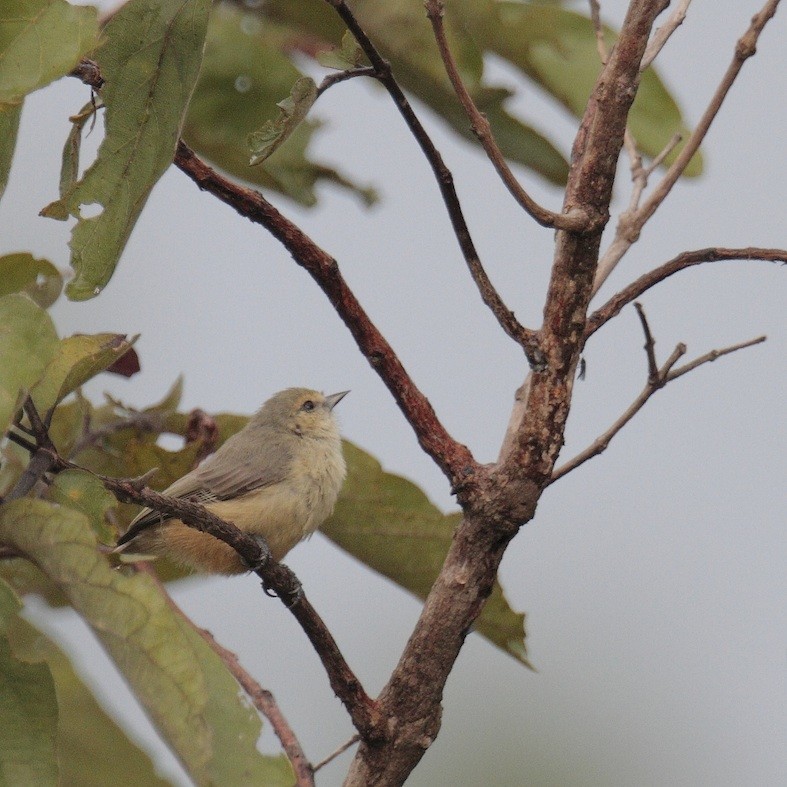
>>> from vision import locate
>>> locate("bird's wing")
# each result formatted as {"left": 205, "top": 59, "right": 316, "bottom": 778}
{"left": 115, "top": 427, "right": 293, "bottom": 548}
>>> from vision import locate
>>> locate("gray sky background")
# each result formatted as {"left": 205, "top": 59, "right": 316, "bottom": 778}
{"left": 1, "top": 1, "right": 785, "bottom": 784}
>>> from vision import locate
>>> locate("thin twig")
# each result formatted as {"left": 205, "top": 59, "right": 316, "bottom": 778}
{"left": 550, "top": 326, "right": 765, "bottom": 484}
{"left": 588, "top": 0, "right": 607, "bottom": 64}
{"left": 593, "top": 0, "right": 782, "bottom": 294}
{"left": 322, "top": 0, "right": 540, "bottom": 362}
{"left": 634, "top": 302, "right": 658, "bottom": 383}
{"left": 425, "top": 0, "right": 589, "bottom": 232}
{"left": 312, "top": 735, "right": 360, "bottom": 772}
{"left": 666, "top": 335, "right": 766, "bottom": 381}
{"left": 642, "top": 0, "right": 693, "bottom": 71}
{"left": 586, "top": 246, "right": 787, "bottom": 340}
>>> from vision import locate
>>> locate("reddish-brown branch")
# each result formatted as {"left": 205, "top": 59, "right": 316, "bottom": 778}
{"left": 174, "top": 142, "right": 478, "bottom": 493}
{"left": 586, "top": 247, "right": 787, "bottom": 340}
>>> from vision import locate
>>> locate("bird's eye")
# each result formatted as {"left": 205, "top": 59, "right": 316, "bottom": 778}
{"left": 301, "top": 400, "right": 315, "bottom": 412}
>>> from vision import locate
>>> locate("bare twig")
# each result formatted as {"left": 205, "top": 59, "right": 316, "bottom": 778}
{"left": 593, "top": 0, "right": 782, "bottom": 294}
{"left": 551, "top": 324, "right": 764, "bottom": 484}
{"left": 312, "top": 735, "right": 360, "bottom": 772}
{"left": 634, "top": 302, "right": 659, "bottom": 383}
{"left": 586, "top": 246, "right": 787, "bottom": 340}
{"left": 322, "top": 0, "right": 540, "bottom": 362}
{"left": 642, "top": 0, "right": 693, "bottom": 70}
{"left": 425, "top": 0, "right": 589, "bottom": 232}
{"left": 666, "top": 335, "right": 766, "bottom": 381}
{"left": 588, "top": 0, "right": 607, "bottom": 64}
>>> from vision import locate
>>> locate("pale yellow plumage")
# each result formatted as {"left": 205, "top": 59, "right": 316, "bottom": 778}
{"left": 115, "top": 388, "right": 347, "bottom": 574}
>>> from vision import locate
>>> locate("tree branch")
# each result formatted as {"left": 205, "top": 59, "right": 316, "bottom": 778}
{"left": 634, "top": 302, "right": 659, "bottom": 383}
{"left": 586, "top": 246, "right": 787, "bottom": 340}
{"left": 173, "top": 142, "right": 478, "bottom": 496}
{"left": 593, "top": 0, "right": 782, "bottom": 294}
{"left": 425, "top": 0, "right": 590, "bottom": 232}
{"left": 322, "top": 0, "right": 540, "bottom": 362}
{"left": 551, "top": 314, "right": 765, "bottom": 484}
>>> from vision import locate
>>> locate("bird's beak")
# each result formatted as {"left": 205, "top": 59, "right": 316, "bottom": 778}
{"left": 325, "top": 390, "right": 349, "bottom": 410}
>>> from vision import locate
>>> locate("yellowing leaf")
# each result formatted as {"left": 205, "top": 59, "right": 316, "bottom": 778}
{"left": 0, "top": 294, "right": 59, "bottom": 430}
{"left": 30, "top": 333, "right": 137, "bottom": 417}
{"left": 0, "top": 500, "right": 293, "bottom": 786}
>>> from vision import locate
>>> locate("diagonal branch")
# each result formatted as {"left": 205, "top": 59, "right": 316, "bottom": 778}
{"left": 593, "top": 0, "right": 782, "bottom": 294}
{"left": 425, "top": 0, "right": 589, "bottom": 232}
{"left": 641, "top": 0, "right": 693, "bottom": 70}
{"left": 586, "top": 246, "right": 787, "bottom": 340}
{"left": 322, "top": 0, "right": 540, "bottom": 361}
{"left": 174, "top": 142, "right": 478, "bottom": 494}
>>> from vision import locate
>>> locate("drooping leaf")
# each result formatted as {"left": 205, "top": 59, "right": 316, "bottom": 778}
{"left": 0, "top": 500, "right": 293, "bottom": 786}
{"left": 0, "top": 294, "right": 59, "bottom": 431}
{"left": 324, "top": 442, "right": 532, "bottom": 667}
{"left": 0, "top": 579, "right": 59, "bottom": 786}
{"left": 184, "top": 4, "right": 376, "bottom": 206}
{"left": 248, "top": 76, "right": 318, "bottom": 166}
{"left": 41, "top": 0, "right": 212, "bottom": 300}
{"left": 0, "top": 252, "right": 63, "bottom": 308}
{"left": 6, "top": 612, "right": 172, "bottom": 787}
{"left": 30, "top": 333, "right": 137, "bottom": 417}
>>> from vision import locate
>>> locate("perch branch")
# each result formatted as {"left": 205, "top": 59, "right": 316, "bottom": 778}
{"left": 593, "top": 0, "right": 782, "bottom": 294}
{"left": 174, "top": 142, "right": 479, "bottom": 495}
{"left": 9, "top": 397, "right": 381, "bottom": 741}
{"left": 425, "top": 0, "right": 590, "bottom": 232}
{"left": 323, "top": 0, "right": 540, "bottom": 361}
{"left": 586, "top": 246, "right": 787, "bottom": 340}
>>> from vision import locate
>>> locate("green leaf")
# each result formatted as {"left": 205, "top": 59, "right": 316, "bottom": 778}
{"left": 0, "top": 293, "right": 59, "bottom": 431}
{"left": 30, "top": 333, "right": 137, "bottom": 417}
{"left": 487, "top": 1, "right": 702, "bottom": 175}
{"left": 0, "top": 252, "right": 63, "bottom": 308}
{"left": 0, "top": 500, "right": 294, "bottom": 786}
{"left": 6, "top": 612, "right": 172, "bottom": 787}
{"left": 0, "top": 103, "right": 21, "bottom": 203}
{"left": 324, "top": 442, "right": 532, "bottom": 667}
{"left": 41, "top": 0, "right": 212, "bottom": 300}
{"left": 46, "top": 469, "right": 117, "bottom": 544}
{"left": 0, "top": 579, "right": 59, "bottom": 786}
{"left": 0, "top": 0, "right": 98, "bottom": 107}
{"left": 248, "top": 76, "right": 318, "bottom": 166}
{"left": 316, "top": 29, "right": 366, "bottom": 70}
{"left": 183, "top": 4, "right": 376, "bottom": 207}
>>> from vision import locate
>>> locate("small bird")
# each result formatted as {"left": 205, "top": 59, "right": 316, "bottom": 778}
{"left": 115, "top": 388, "right": 348, "bottom": 574}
